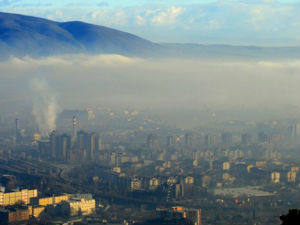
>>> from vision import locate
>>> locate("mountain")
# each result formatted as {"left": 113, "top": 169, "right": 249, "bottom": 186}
{"left": 0, "top": 12, "right": 162, "bottom": 59}
{"left": 0, "top": 12, "right": 299, "bottom": 60}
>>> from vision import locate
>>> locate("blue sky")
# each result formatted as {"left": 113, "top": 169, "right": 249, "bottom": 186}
{"left": 0, "top": 0, "right": 299, "bottom": 45}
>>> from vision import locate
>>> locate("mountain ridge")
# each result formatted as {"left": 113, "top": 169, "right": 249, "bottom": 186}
{"left": 0, "top": 11, "right": 299, "bottom": 60}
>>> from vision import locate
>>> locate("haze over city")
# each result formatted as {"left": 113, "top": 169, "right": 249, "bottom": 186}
{"left": 0, "top": 1, "right": 299, "bottom": 225}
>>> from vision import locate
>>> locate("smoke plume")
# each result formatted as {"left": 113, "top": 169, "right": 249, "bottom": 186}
{"left": 30, "top": 78, "right": 58, "bottom": 137}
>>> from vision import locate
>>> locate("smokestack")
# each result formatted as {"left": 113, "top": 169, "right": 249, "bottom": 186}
{"left": 71, "top": 116, "right": 77, "bottom": 148}
{"left": 72, "top": 115, "right": 77, "bottom": 140}
{"left": 15, "top": 118, "right": 21, "bottom": 144}
{"left": 15, "top": 118, "right": 19, "bottom": 131}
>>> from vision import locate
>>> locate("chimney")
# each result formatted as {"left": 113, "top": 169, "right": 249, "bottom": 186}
{"left": 15, "top": 118, "right": 19, "bottom": 131}
{"left": 72, "top": 116, "right": 77, "bottom": 139}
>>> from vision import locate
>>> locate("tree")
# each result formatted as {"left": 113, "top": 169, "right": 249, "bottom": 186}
{"left": 56, "top": 201, "right": 71, "bottom": 218}
{"left": 280, "top": 209, "right": 300, "bottom": 225}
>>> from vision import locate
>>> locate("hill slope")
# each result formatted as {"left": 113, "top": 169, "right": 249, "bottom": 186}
{"left": 0, "top": 12, "right": 299, "bottom": 59}
{"left": 0, "top": 12, "right": 161, "bottom": 58}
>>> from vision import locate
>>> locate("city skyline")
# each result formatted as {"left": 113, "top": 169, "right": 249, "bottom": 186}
{"left": 0, "top": 2, "right": 299, "bottom": 224}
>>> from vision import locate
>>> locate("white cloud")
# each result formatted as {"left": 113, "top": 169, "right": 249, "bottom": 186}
{"left": 91, "top": 9, "right": 102, "bottom": 20}
{"left": 88, "top": 8, "right": 128, "bottom": 26}
{"left": 47, "top": 9, "right": 72, "bottom": 21}
{"left": 112, "top": 9, "right": 128, "bottom": 25}
{"left": 250, "top": 4, "right": 293, "bottom": 30}
{"left": 207, "top": 20, "right": 220, "bottom": 30}
{"left": 151, "top": 6, "right": 184, "bottom": 25}
{"left": 136, "top": 15, "right": 146, "bottom": 25}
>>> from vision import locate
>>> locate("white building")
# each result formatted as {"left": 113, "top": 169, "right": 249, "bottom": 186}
{"left": 185, "top": 176, "right": 194, "bottom": 184}
{"left": 149, "top": 178, "right": 159, "bottom": 190}
{"left": 223, "top": 162, "right": 230, "bottom": 170}
{"left": 130, "top": 178, "right": 142, "bottom": 191}
{"left": 271, "top": 172, "right": 280, "bottom": 184}
{"left": 68, "top": 198, "right": 96, "bottom": 216}
{"left": 287, "top": 171, "right": 297, "bottom": 183}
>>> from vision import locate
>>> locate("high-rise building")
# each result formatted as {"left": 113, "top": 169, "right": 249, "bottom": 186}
{"left": 205, "top": 134, "right": 217, "bottom": 147}
{"left": 38, "top": 126, "right": 99, "bottom": 162}
{"left": 71, "top": 131, "right": 96, "bottom": 160}
{"left": 147, "top": 134, "right": 159, "bottom": 150}
{"left": 258, "top": 132, "right": 271, "bottom": 143}
{"left": 130, "top": 178, "right": 142, "bottom": 191}
{"left": 149, "top": 178, "right": 159, "bottom": 190}
{"left": 166, "top": 135, "right": 176, "bottom": 149}
{"left": 271, "top": 172, "right": 280, "bottom": 184}
{"left": 58, "top": 134, "right": 71, "bottom": 160}
{"left": 287, "top": 171, "right": 297, "bottom": 183}
{"left": 77, "top": 131, "right": 87, "bottom": 149}
{"left": 222, "top": 132, "right": 233, "bottom": 146}
{"left": 184, "top": 133, "right": 193, "bottom": 146}
{"left": 69, "top": 148, "right": 87, "bottom": 162}
{"left": 49, "top": 131, "right": 57, "bottom": 158}
{"left": 241, "top": 133, "right": 252, "bottom": 145}
{"left": 15, "top": 118, "right": 22, "bottom": 144}
{"left": 38, "top": 140, "right": 50, "bottom": 158}
{"left": 222, "top": 162, "right": 230, "bottom": 170}
{"left": 287, "top": 123, "right": 300, "bottom": 137}
{"left": 96, "top": 136, "right": 104, "bottom": 151}
{"left": 184, "top": 176, "right": 194, "bottom": 184}
{"left": 15, "top": 118, "right": 19, "bottom": 131}
{"left": 87, "top": 133, "right": 96, "bottom": 160}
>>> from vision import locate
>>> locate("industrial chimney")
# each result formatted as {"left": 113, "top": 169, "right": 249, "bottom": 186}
{"left": 72, "top": 116, "right": 77, "bottom": 146}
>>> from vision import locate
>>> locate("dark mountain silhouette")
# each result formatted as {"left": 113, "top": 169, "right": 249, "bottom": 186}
{"left": 0, "top": 11, "right": 299, "bottom": 60}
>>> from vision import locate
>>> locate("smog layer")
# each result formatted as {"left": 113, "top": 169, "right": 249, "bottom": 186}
{"left": 0, "top": 54, "right": 299, "bottom": 128}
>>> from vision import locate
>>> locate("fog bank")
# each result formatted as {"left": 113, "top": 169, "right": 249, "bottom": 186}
{"left": 0, "top": 54, "right": 299, "bottom": 125}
